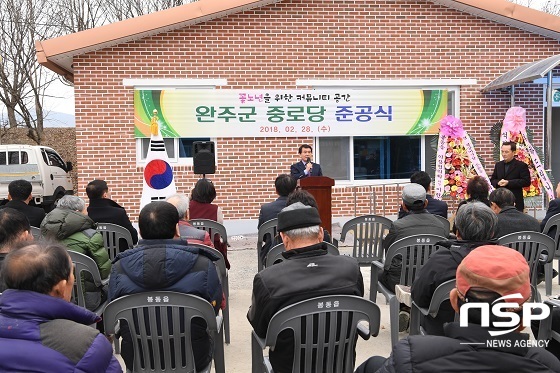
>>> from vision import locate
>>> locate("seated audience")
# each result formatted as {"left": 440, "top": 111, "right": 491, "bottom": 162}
{"left": 459, "top": 175, "right": 491, "bottom": 207}
{"left": 258, "top": 174, "right": 297, "bottom": 228}
{"left": 411, "top": 201, "right": 498, "bottom": 335}
{"left": 189, "top": 178, "right": 229, "bottom": 268}
{"left": 262, "top": 189, "right": 334, "bottom": 265}
{"left": 248, "top": 203, "right": 363, "bottom": 373}
{"left": 109, "top": 201, "right": 223, "bottom": 372}
{"left": 86, "top": 179, "right": 138, "bottom": 251}
{"left": 541, "top": 181, "right": 560, "bottom": 239}
{"left": 489, "top": 187, "right": 540, "bottom": 238}
{"left": 0, "top": 208, "right": 33, "bottom": 291}
{"left": 166, "top": 193, "right": 214, "bottom": 246}
{"left": 0, "top": 242, "right": 121, "bottom": 372}
{"left": 0, "top": 179, "right": 45, "bottom": 227}
{"left": 452, "top": 175, "right": 491, "bottom": 235}
{"left": 380, "top": 183, "right": 447, "bottom": 292}
{"left": 41, "top": 195, "right": 110, "bottom": 311}
{"left": 397, "top": 171, "right": 448, "bottom": 219}
{"left": 356, "top": 245, "right": 560, "bottom": 373}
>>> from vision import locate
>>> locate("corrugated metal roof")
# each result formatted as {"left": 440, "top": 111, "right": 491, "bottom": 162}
{"left": 481, "top": 54, "right": 560, "bottom": 92}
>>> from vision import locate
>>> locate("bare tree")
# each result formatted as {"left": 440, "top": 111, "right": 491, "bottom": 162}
{"left": 508, "top": 0, "right": 560, "bottom": 15}
{"left": 0, "top": 0, "right": 199, "bottom": 144}
{"left": 0, "top": 0, "right": 60, "bottom": 144}
{"left": 104, "top": 0, "right": 191, "bottom": 22}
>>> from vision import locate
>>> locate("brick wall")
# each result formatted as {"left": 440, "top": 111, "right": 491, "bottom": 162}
{"left": 72, "top": 0, "right": 560, "bottom": 222}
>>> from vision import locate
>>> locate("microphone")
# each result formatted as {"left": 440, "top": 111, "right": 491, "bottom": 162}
{"left": 306, "top": 157, "right": 311, "bottom": 164}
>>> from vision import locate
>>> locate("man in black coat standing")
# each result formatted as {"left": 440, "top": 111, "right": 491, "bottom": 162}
{"left": 0, "top": 179, "right": 45, "bottom": 227}
{"left": 86, "top": 179, "right": 138, "bottom": 249}
{"left": 490, "top": 141, "right": 531, "bottom": 211}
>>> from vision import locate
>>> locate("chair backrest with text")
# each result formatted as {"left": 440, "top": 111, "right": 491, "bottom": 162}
{"left": 370, "top": 233, "right": 446, "bottom": 346}
{"left": 103, "top": 291, "right": 225, "bottom": 373}
{"left": 189, "top": 219, "right": 229, "bottom": 247}
{"left": 339, "top": 215, "right": 392, "bottom": 265}
{"left": 251, "top": 295, "right": 380, "bottom": 373}
{"left": 498, "top": 231, "right": 555, "bottom": 301}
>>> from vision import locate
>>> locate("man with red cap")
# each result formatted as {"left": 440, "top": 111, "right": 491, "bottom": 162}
{"left": 356, "top": 245, "right": 560, "bottom": 373}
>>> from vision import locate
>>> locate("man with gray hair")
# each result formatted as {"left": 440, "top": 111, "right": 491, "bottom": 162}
{"left": 411, "top": 201, "right": 498, "bottom": 335}
{"left": 165, "top": 193, "right": 213, "bottom": 247}
{"left": 247, "top": 202, "right": 363, "bottom": 373}
{"left": 41, "top": 195, "right": 110, "bottom": 311}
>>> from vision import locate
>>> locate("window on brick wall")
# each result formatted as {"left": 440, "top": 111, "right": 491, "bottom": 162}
{"left": 316, "top": 87, "right": 457, "bottom": 183}
{"left": 126, "top": 78, "right": 226, "bottom": 166}
{"left": 137, "top": 137, "right": 210, "bottom": 165}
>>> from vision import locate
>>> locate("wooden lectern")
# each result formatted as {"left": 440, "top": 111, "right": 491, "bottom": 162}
{"left": 298, "top": 176, "right": 335, "bottom": 233}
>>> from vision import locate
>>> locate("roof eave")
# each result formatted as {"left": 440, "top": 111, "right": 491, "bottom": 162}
{"left": 430, "top": 0, "right": 560, "bottom": 40}
{"left": 36, "top": 0, "right": 282, "bottom": 77}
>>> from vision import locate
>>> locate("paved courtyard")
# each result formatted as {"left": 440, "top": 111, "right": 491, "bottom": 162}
{"left": 115, "top": 221, "right": 559, "bottom": 372}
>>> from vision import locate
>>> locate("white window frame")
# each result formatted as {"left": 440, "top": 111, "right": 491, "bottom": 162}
{"left": 123, "top": 79, "right": 227, "bottom": 166}
{"left": 295, "top": 79, "right": 474, "bottom": 185}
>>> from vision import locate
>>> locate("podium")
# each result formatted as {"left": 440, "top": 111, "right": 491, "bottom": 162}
{"left": 298, "top": 176, "right": 335, "bottom": 233}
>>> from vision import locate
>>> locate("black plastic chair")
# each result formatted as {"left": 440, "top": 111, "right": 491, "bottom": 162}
{"left": 67, "top": 250, "right": 108, "bottom": 319}
{"left": 96, "top": 222, "right": 134, "bottom": 261}
{"left": 103, "top": 291, "right": 225, "bottom": 373}
{"left": 498, "top": 231, "right": 555, "bottom": 301}
{"left": 251, "top": 295, "right": 380, "bottom": 373}
{"left": 339, "top": 215, "right": 392, "bottom": 264}
{"left": 409, "top": 279, "right": 456, "bottom": 336}
{"left": 189, "top": 219, "right": 229, "bottom": 247}
{"left": 371, "top": 234, "right": 446, "bottom": 346}
{"left": 186, "top": 243, "right": 230, "bottom": 344}
{"left": 542, "top": 213, "right": 560, "bottom": 293}
{"left": 265, "top": 242, "right": 340, "bottom": 267}
{"left": 256, "top": 218, "right": 278, "bottom": 272}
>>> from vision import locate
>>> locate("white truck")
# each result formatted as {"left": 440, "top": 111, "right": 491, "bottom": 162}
{"left": 0, "top": 145, "right": 74, "bottom": 210}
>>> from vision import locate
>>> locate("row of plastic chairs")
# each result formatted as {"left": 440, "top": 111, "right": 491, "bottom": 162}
{"left": 68, "top": 246, "right": 380, "bottom": 373}
{"left": 103, "top": 291, "right": 382, "bottom": 373}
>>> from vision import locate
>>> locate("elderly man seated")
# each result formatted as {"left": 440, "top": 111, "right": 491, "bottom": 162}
{"left": 0, "top": 242, "right": 121, "bottom": 372}
{"left": 247, "top": 202, "right": 363, "bottom": 373}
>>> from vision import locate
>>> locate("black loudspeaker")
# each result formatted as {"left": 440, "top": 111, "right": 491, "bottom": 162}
{"left": 193, "top": 141, "right": 216, "bottom": 175}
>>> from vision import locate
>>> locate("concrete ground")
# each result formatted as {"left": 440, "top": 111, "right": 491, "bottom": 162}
{"left": 115, "top": 222, "right": 560, "bottom": 372}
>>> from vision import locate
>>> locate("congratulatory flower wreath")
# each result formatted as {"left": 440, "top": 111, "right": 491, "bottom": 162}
{"left": 434, "top": 115, "right": 492, "bottom": 200}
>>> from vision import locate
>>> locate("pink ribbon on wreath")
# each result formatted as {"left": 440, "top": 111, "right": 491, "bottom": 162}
{"left": 503, "top": 106, "right": 526, "bottom": 133}
{"left": 439, "top": 115, "right": 465, "bottom": 137}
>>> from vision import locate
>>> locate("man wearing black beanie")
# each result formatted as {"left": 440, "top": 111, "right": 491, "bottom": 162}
{"left": 247, "top": 202, "right": 364, "bottom": 373}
